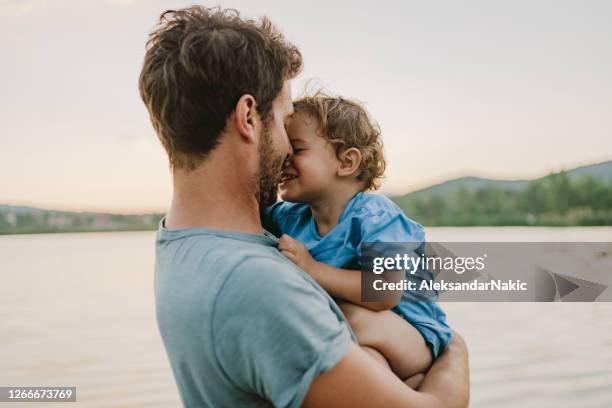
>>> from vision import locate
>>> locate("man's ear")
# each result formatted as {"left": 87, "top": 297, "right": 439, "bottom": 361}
{"left": 234, "top": 94, "right": 258, "bottom": 143}
{"left": 337, "top": 147, "right": 362, "bottom": 178}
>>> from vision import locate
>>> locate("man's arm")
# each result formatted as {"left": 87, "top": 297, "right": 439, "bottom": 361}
{"left": 303, "top": 331, "right": 469, "bottom": 408}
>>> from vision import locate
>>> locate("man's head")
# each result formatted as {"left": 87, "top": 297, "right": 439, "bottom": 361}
{"left": 139, "top": 6, "right": 302, "bottom": 204}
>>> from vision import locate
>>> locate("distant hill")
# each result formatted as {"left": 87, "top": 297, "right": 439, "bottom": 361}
{"left": 391, "top": 159, "right": 612, "bottom": 226}
{"left": 392, "top": 159, "right": 612, "bottom": 208}
{"left": 0, "top": 205, "right": 163, "bottom": 235}
{"left": 565, "top": 160, "right": 612, "bottom": 183}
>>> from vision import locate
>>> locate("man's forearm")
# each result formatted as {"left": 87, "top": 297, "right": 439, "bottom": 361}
{"left": 419, "top": 331, "right": 470, "bottom": 408}
{"left": 303, "top": 336, "right": 470, "bottom": 408}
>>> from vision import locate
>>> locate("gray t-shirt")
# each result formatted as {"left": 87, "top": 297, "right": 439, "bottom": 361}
{"left": 154, "top": 221, "right": 355, "bottom": 407}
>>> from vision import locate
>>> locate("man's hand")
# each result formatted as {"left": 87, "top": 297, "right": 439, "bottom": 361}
{"left": 278, "top": 234, "right": 318, "bottom": 274}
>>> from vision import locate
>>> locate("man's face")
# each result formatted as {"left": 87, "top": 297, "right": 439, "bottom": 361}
{"left": 256, "top": 82, "right": 294, "bottom": 210}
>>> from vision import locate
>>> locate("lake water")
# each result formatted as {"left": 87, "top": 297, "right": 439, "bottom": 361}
{"left": 1, "top": 227, "right": 611, "bottom": 407}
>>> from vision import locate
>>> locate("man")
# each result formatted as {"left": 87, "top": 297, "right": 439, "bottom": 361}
{"left": 140, "top": 6, "right": 469, "bottom": 407}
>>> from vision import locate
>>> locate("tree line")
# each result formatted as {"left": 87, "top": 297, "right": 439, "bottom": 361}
{"left": 395, "top": 171, "right": 612, "bottom": 226}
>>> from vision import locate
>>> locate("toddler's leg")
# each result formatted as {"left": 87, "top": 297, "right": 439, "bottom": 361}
{"left": 362, "top": 346, "right": 390, "bottom": 369}
{"left": 338, "top": 301, "right": 432, "bottom": 380}
{"left": 361, "top": 345, "right": 424, "bottom": 389}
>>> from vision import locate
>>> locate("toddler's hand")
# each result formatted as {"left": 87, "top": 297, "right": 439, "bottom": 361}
{"left": 278, "top": 234, "right": 317, "bottom": 273}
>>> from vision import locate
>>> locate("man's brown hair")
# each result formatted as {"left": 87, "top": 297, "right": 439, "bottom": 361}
{"left": 139, "top": 6, "right": 302, "bottom": 170}
{"left": 293, "top": 92, "right": 386, "bottom": 190}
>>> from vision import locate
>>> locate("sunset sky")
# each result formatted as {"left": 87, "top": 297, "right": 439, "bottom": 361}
{"left": 1, "top": 0, "right": 611, "bottom": 212}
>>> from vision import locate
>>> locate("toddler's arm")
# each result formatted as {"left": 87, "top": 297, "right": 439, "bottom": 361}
{"left": 278, "top": 234, "right": 403, "bottom": 312}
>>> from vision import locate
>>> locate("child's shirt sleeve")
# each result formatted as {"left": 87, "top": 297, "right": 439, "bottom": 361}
{"left": 357, "top": 209, "right": 426, "bottom": 261}
{"left": 358, "top": 209, "right": 425, "bottom": 245}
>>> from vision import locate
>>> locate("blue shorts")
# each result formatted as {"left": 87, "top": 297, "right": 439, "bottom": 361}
{"left": 392, "top": 294, "right": 452, "bottom": 359}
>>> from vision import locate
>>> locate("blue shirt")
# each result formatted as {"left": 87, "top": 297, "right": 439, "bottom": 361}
{"left": 264, "top": 192, "right": 425, "bottom": 269}
{"left": 264, "top": 192, "right": 452, "bottom": 358}
{"left": 155, "top": 221, "right": 354, "bottom": 408}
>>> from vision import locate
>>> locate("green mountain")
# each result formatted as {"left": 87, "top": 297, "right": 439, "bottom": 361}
{"left": 391, "top": 159, "right": 612, "bottom": 226}
{"left": 392, "top": 160, "right": 612, "bottom": 206}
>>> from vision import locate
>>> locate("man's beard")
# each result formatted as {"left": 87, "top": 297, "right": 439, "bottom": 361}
{"left": 255, "top": 123, "right": 285, "bottom": 213}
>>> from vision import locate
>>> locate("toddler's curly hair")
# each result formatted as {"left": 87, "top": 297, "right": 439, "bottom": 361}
{"left": 293, "top": 92, "right": 386, "bottom": 190}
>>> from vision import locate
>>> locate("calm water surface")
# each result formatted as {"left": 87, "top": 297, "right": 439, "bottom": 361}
{"left": 1, "top": 227, "right": 611, "bottom": 407}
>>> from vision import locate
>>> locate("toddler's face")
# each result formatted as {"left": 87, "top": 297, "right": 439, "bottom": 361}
{"left": 279, "top": 112, "right": 340, "bottom": 203}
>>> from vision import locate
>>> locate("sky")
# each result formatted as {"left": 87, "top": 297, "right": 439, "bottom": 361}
{"left": 1, "top": 0, "right": 611, "bottom": 212}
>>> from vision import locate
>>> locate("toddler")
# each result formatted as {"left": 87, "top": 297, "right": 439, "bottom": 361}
{"left": 264, "top": 93, "right": 452, "bottom": 386}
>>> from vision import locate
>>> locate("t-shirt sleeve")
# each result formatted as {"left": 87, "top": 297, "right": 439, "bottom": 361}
{"left": 357, "top": 210, "right": 436, "bottom": 288}
{"left": 359, "top": 209, "right": 425, "bottom": 246}
{"left": 212, "top": 256, "right": 352, "bottom": 408}
{"left": 357, "top": 210, "right": 426, "bottom": 266}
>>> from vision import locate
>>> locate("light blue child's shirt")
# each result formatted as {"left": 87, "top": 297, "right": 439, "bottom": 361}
{"left": 264, "top": 192, "right": 453, "bottom": 358}
{"left": 155, "top": 221, "right": 355, "bottom": 408}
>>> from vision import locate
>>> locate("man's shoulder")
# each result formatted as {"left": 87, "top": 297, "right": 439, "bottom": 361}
{"left": 155, "top": 229, "right": 300, "bottom": 297}
{"left": 155, "top": 229, "right": 321, "bottom": 335}
{"left": 156, "top": 228, "right": 313, "bottom": 292}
